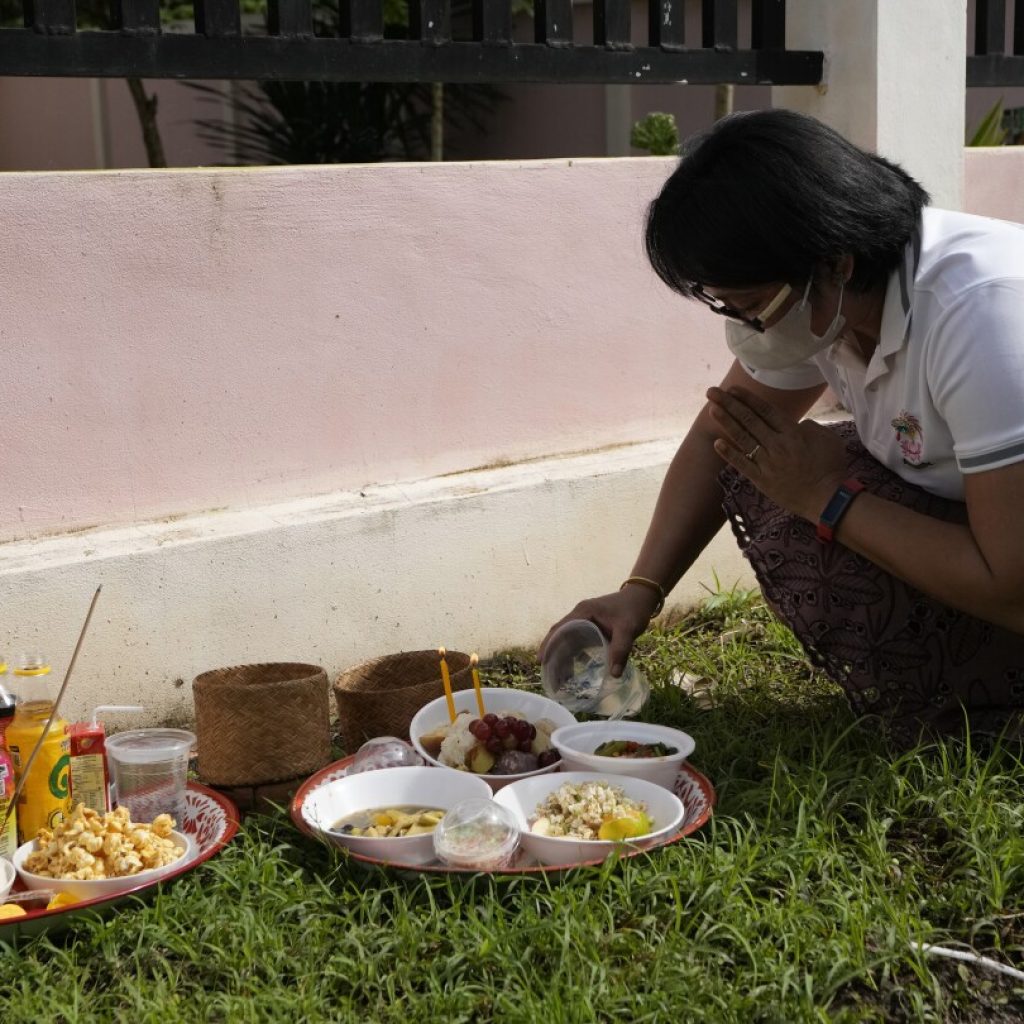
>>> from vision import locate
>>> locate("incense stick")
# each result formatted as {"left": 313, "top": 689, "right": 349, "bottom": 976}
{"left": 1, "top": 585, "right": 103, "bottom": 834}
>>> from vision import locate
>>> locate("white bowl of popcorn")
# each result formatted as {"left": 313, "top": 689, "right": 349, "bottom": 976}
{"left": 12, "top": 804, "right": 193, "bottom": 900}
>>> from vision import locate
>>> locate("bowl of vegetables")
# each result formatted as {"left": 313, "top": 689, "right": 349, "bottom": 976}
{"left": 549, "top": 721, "right": 695, "bottom": 789}
{"left": 299, "top": 765, "right": 492, "bottom": 866}
{"left": 410, "top": 688, "right": 577, "bottom": 791}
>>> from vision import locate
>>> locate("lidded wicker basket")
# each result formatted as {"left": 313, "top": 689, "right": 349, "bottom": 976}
{"left": 193, "top": 662, "right": 331, "bottom": 786}
{"left": 333, "top": 649, "right": 472, "bottom": 753}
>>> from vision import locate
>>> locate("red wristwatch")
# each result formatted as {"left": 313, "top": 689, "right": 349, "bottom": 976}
{"left": 816, "top": 478, "right": 865, "bottom": 543}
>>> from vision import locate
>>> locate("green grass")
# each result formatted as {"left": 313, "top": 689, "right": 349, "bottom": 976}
{"left": 4, "top": 594, "right": 1024, "bottom": 1023}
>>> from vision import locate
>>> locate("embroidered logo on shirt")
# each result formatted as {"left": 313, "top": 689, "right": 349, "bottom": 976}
{"left": 891, "top": 411, "right": 933, "bottom": 468}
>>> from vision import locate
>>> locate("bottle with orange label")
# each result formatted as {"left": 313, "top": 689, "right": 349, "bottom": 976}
{"left": 6, "top": 653, "right": 71, "bottom": 845}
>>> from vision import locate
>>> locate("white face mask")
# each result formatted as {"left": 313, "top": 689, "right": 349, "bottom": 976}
{"left": 725, "top": 277, "right": 846, "bottom": 371}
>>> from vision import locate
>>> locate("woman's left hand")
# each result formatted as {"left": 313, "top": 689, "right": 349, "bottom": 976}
{"left": 706, "top": 384, "right": 850, "bottom": 521}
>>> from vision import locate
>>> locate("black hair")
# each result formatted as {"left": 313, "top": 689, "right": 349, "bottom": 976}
{"left": 644, "top": 109, "right": 930, "bottom": 295}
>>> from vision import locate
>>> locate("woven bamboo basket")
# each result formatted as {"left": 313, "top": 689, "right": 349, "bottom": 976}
{"left": 193, "top": 662, "right": 331, "bottom": 786}
{"left": 333, "top": 649, "right": 472, "bottom": 753}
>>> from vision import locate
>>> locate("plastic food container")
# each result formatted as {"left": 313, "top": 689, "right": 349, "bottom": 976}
{"left": 346, "top": 737, "right": 425, "bottom": 775}
{"left": 432, "top": 798, "right": 521, "bottom": 870}
{"left": 540, "top": 619, "right": 649, "bottom": 719}
{"left": 105, "top": 729, "right": 195, "bottom": 826}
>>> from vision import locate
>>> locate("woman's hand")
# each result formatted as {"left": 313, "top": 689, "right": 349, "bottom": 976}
{"left": 538, "top": 586, "right": 660, "bottom": 678}
{"left": 706, "top": 384, "right": 850, "bottom": 520}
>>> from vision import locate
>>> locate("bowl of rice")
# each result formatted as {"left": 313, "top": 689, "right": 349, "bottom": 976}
{"left": 492, "top": 771, "right": 685, "bottom": 866}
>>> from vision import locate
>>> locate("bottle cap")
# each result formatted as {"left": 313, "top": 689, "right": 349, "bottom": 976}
{"left": 13, "top": 653, "right": 51, "bottom": 677}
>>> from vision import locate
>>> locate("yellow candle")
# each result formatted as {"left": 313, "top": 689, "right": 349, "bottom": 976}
{"left": 470, "top": 653, "right": 486, "bottom": 718}
{"left": 438, "top": 647, "right": 456, "bottom": 723}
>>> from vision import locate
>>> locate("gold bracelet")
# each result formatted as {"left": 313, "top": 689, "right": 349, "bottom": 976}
{"left": 619, "top": 576, "right": 666, "bottom": 617}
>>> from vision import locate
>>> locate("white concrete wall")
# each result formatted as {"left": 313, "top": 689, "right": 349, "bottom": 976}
{"left": 0, "top": 443, "right": 751, "bottom": 725}
{"left": 775, "top": 0, "right": 967, "bottom": 210}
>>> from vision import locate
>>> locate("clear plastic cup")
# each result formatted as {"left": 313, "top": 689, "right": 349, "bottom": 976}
{"left": 105, "top": 728, "right": 195, "bottom": 826}
{"left": 540, "top": 619, "right": 649, "bottom": 719}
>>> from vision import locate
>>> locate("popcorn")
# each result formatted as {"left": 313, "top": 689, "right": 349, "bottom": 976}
{"left": 24, "top": 804, "right": 184, "bottom": 880}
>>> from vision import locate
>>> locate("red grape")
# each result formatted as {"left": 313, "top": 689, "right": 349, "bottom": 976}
{"left": 493, "top": 719, "right": 511, "bottom": 739}
{"left": 485, "top": 737, "right": 503, "bottom": 754}
{"left": 469, "top": 719, "right": 491, "bottom": 741}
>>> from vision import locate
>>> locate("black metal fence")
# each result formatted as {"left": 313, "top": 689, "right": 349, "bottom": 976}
{"left": 969, "top": 0, "right": 1024, "bottom": 85}
{"left": 0, "top": 0, "right": 825, "bottom": 83}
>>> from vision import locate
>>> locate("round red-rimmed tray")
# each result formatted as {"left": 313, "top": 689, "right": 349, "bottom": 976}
{"left": 290, "top": 756, "right": 716, "bottom": 875}
{"left": 0, "top": 783, "right": 240, "bottom": 940}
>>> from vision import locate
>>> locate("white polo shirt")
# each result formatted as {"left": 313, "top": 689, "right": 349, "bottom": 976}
{"left": 741, "top": 207, "right": 1024, "bottom": 501}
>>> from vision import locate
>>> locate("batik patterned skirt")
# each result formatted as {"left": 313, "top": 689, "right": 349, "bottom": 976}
{"left": 720, "top": 421, "right": 1024, "bottom": 745}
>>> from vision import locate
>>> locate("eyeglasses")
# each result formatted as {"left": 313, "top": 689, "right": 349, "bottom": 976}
{"left": 691, "top": 282, "right": 793, "bottom": 333}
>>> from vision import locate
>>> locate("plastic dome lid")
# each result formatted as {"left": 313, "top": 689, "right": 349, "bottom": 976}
{"left": 433, "top": 798, "right": 520, "bottom": 870}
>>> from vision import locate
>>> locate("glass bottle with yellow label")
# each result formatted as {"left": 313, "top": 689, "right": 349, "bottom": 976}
{"left": 6, "top": 654, "right": 71, "bottom": 845}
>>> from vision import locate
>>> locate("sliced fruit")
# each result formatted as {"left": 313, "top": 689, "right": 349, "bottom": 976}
{"left": 597, "top": 812, "right": 654, "bottom": 841}
{"left": 418, "top": 727, "right": 448, "bottom": 756}
{"left": 0, "top": 904, "right": 27, "bottom": 919}
{"left": 467, "top": 745, "right": 496, "bottom": 774}
{"left": 47, "top": 892, "right": 79, "bottom": 910}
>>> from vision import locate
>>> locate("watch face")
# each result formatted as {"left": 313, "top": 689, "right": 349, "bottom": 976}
{"left": 820, "top": 485, "right": 854, "bottom": 525}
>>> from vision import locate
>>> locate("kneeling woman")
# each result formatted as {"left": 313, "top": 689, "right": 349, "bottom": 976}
{"left": 544, "top": 109, "right": 1024, "bottom": 745}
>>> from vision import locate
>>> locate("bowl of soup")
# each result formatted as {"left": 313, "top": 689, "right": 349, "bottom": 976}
{"left": 298, "top": 765, "right": 492, "bottom": 865}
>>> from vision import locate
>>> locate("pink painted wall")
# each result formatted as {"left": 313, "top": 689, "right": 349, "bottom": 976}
{"left": 0, "top": 78, "right": 231, "bottom": 171}
{"left": 0, "top": 158, "right": 725, "bottom": 542}
{"left": 964, "top": 148, "right": 1024, "bottom": 222}
{"left": 2, "top": 148, "right": 1022, "bottom": 544}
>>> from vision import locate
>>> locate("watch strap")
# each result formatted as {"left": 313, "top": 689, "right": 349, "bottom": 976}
{"left": 816, "top": 478, "right": 865, "bottom": 543}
